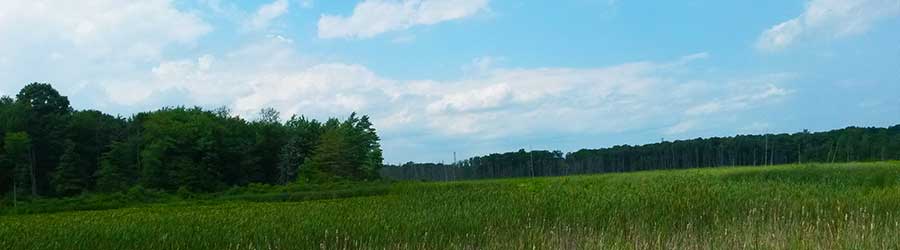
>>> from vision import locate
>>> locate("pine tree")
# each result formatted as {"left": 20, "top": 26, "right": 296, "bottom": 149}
{"left": 96, "top": 140, "right": 138, "bottom": 192}
{"left": 52, "top": 141, "right": 87, "bottom": 196}
{"left": 299, "top": 127, "right": 350, "bottom": 182}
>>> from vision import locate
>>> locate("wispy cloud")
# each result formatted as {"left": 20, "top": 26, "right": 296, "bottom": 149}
{"left": 757, "top": 0, "right": 900, "bottom": 51}
{"left": 246, "top": 0, "right": 290, "bottom": 31}
{"left": 317, "top": 0, "right": 489, "bottom": 39}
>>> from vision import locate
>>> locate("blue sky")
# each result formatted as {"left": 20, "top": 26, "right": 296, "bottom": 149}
{"left": 1, "top": 0, "right": 899, "bottom": 163}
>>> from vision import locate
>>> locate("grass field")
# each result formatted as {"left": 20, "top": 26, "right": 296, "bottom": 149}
{"left": 2, "top": 162, "right": 900, "bottom": 249}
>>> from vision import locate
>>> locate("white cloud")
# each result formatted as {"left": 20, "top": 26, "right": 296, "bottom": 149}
{"left": 247, "top": 0, "right": 290, "bottom": 30}
{"left": 0, "top": 0, "right": 211, "bottom": 61}
{"left": 232, "top": 63, "right": 394, "bottom": 118}
{"left": 300, "top": 0, "right": 314, "bottom": 9}
{"left": 0, "top": 0, "right": 212, "bottom": 111}
{"left": 317, "top": 0, "right": 489, "bottom": 39}
{"left": 757, "top": 0, "right": 900, "bottom": 51}
{"left": 109, "top": 41, "right": 787, "bottom": 139}
{"left": 685, "top": 83, "right": 792, "bottom": 116}
{"left": 462, "top": 56, "right": 504, "bottom": 75}
{"left": 415, "top": 63, "right": 791, "bottom": 137}
{"left": 665, "top": 120, "right": 698, "bottom": 135}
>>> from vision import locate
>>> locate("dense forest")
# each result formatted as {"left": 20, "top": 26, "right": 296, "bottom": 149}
{"left": 0, "top": 83, "right": 383, "bottom": 198}
{"left": 382, "top": 125, "right": 900, "bottom": 181}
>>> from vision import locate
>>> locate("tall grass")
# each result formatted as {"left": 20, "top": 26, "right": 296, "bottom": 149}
{"left": 2, "top": 162, "right": 900, "bottom": 249}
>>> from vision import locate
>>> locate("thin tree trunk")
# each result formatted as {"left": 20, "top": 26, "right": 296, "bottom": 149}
{"left": 29, "top": 145, "right": 37, "bottom": 196}
{"left": 11, "top": 173, "right": 15, "bottom": 208}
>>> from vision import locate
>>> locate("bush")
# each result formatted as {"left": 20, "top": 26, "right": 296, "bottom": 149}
{"left": 176, "top": 186, "right": 194, "bottom": 199}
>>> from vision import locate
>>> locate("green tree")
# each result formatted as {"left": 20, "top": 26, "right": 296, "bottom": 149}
{"left": 4, "top": 132, "right": 31, "bottom": 197}
{"left": 16, "top": 83, "right": 72, "bottom": 196}
{"left": 96, "top": 139, "right": 139, "bottom": 192}
{"left": 278, "top": 115, "right": 321, "bottom": 184}
{"left": 299, "top": 126, "right": 351, "bottom": 182}
{"left": 140, "top": 141, "right": 170, "bottom": 190}
{"left": 248, "top": 108, "right": 286, "bottom": 184}
{"left": 298, "top": 114, "right": 384, "bottom": 182}
{"left": 348, "top": 115, "right": 383, "bottom": 180}
{"left": 0, "top": 96, "right": 24, "bottom": 195}
{"left": 53, "top": 141, "right": 88, "bottom": 196}
{"left": 65, "top": 110, "right": 125, "bottom": 189}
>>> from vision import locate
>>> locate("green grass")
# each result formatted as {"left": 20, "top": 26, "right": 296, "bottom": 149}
{"left": 3, "top": 162, "right": 900, "bottom": 249}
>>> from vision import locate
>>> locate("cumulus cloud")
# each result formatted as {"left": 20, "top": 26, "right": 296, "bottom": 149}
{"left": 112, "top": 45, "right": 789, "bottom": 141}
{"left": 317, "top": 0, "right": 489, "bottom": 39}
{"left": 0, "top": 0, "right": 211, "bottom": 61}
{"left": 0, "top": 0, "right": 212, "bottom": 112}
{"left": 246, "top": 0, "right": 290, "bottom": 30}
{"left": 757, "top": 0, "right": 900, "bottom": 51}
{"left": 232, "top": 63, "right": 394, "bottom": 118}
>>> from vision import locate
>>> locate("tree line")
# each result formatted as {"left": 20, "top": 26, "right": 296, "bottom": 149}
{"left": 1, "top": 83, "right": 383, "bottom": 198}
{"left": 381, "top": 126, "right": 900, "bottom": 181}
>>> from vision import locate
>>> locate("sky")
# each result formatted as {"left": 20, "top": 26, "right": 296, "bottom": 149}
{"left": 1, "top": 0, "right": 899, "bottom": 163}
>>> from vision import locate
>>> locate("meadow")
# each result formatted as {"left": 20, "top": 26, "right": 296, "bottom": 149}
{"left": 2, "top": 162, "right": 900, "bottom": 249}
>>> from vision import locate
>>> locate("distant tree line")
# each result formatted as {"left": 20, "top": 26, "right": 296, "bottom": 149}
{"left": 1, "top": 83, "right": 383, "bottom": 198}
{"left": 382, "top": 126, "right": 900, "bottom": 181}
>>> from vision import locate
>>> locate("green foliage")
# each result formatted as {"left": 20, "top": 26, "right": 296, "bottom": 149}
{"left": 300, "top": 126, "right": 352, "bottom": 182}
{"left": 0, "top": 185, "right": 172, "bottom": 215}
{"left": 96, "top": 140, "right": 139, "bottom": 192}
{"left": 176, "top": 186, "right": 194, "bottom": 199}
{"left": 3, "top": 162, "right": 900, "bottom": 249}
{"left": 64, "top": 110, "right": 125, "bottom": 188}
{"left": 299, "top": 113, "right": 384, "bottom": 183}
{"left": 2, "top": 131, "right": 30, "bottom": 197}
{"left": 139, "top": 141, "right": 170, "bottom": 190}
{"left": 277, "top": 115, "right": 322, "bottom": 184}
{"left": 16, "top": 82, "right": 72, "bottom": 196}
{"left": 52, "top": 141, "right": 88, "bottom": 196}
{"left": 0, "top": 84, "right": 386, "bottom": 198}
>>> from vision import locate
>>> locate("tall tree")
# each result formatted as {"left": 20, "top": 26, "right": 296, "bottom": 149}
{"left": 16, "top": 83, "right": 72, "bottom": 195}
{"left": 278, "top": 115, "right": 321, "bottom": 184}
{"left": 247, "top": 108, "right": 286, "bottom": 184}
{"left": 299, "top": 126, "right": 352, "bottom": 182}
{"left": 298, "top": 114, "right": 385, "bottom": 182}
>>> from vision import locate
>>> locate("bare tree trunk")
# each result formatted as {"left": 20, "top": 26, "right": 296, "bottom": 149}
{"left": 11, "top": 174, "right": 15, "bottom": 208}
{"left": 764, "top": 134, "right": 769, "bottom": 166}
{"left": 29, "top": 146, "right": 37, "bottom": 196}
{"left": 771, "top": 144, "right": 775, "bottom": 165}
